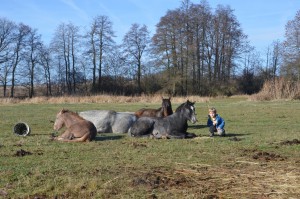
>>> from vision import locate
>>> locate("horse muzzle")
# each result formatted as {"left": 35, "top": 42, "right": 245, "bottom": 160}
{"left": 191, "top": 116, "right": 198, "bottom": 124}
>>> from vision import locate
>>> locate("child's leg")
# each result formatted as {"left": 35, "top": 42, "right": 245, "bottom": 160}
{"left": 209, "top": 125, "right": 216, "bottom": 137}
{"left": 217, "top": 128, "right": 225, "bottom": 136}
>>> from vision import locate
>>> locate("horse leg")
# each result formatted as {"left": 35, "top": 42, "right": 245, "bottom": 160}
{"left": 55, "top": 130, "right": 74, "bottom": 141}
{"left": 152, "top": 129, "right": 168, "bottom": 139}
{"left": 63, "top": 133, "right": 91, "bottom": 142}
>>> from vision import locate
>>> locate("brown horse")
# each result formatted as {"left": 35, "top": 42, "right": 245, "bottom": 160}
{"left": 53, "top": 109, "right": 97, "bottom": 142}
{"left": 134, "top": 97, "right": 173, "bottom": 118}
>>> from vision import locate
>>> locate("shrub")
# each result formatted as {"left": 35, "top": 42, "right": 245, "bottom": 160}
{"left": 250, "top": 77, "right": 300, "bottom": 101}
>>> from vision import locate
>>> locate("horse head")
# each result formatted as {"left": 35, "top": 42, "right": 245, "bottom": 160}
{"left": 178, "top": 100, "right": 197, "bottom": 124}
{"left": 53, "top": 109, "right": 68, "bottom": 131}
{"left": 161, "top": 97, "right": 173, "bottom": 116}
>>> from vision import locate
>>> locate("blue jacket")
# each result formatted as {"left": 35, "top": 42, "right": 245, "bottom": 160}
{"left": 207, "top": 114, "right": 225, "bottom": 129}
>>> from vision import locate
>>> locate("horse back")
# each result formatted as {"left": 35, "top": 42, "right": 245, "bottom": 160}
{"left": 152, "top": 113, "right": 189, "bottom": 138}
{"left": 129, "top": 117, "right": 157, "bottom": 137}
{"left": 79, "top": 110, "right": 115, "bottom": 133}
{"left": 112, "top": 112, "right": 137, "bottom": 133}
{"left": 134, "top": 107, "right": 163, "bottom": 118}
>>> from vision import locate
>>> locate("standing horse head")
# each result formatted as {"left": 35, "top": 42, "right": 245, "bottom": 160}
{"left": 176, "top": 100, "right": 197, "bottom": 124}
{"left": 161, "top": 97, "right": 173, "bottom": 117}
{"left": 54, "top": 109, "right": 82, "bottom": 131}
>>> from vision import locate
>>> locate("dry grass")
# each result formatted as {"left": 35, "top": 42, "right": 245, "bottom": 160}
{"left": 0, "top": 94, "right": 212, "bottom": 104}
{"left": 250, "top": 78, "right": 300, "bottom": 101}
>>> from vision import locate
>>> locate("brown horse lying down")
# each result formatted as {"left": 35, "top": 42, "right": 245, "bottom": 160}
{"left": 53, "top": 109, "right": 97, "bottom": 142}
{"left": 134, "top": 97, "right": 173, "bottom": 118}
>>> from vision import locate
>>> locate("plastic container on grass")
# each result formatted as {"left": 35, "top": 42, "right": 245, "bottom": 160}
{"left": 13, "top": 122, "right": 30, "bottom": 136}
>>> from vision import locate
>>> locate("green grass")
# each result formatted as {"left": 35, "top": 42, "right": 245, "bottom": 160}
{"left": 0, "top": 98, "right": 299, "bottom": 198}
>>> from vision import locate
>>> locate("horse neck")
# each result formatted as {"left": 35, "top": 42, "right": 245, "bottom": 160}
{"left": 154, "top": 107, "right": 163, "bottom": 117}
{"left": 62, "top": 112, "right": 82, "bottom": 128}
{"left": 169, "top": 111, "right": 188, "bottom": 125}
{"left": 162, "top": 106, "right": 173, "bottom": 117}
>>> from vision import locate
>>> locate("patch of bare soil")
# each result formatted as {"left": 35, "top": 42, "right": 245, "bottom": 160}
{"left": 241, "top": 149, "right": 287, "bottom": 161}
{"left": 131, "top": 141, "right": 148, "bottom": 148}
{"left": 252, "top": 151, "right": 286, "bottom": 161}
{"left": 131, "top": 167, "right": 219, "bottom": 198}
{"left": 130, "top": 157, "right": 300, "bottom": 198}
{"left": 280, "top": 139, "right": 300, "bottom": 145}
{"left": 14, "top": 149, "right": 32, "bottom": 157}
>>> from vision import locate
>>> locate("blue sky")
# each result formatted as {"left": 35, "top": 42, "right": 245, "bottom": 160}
{"left": 1, "top": 0, "right": 299, "bottom": 53}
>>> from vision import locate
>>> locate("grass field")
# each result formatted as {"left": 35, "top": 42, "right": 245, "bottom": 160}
{"left": 0, "top": 96, "right": 299, "bottom": 198}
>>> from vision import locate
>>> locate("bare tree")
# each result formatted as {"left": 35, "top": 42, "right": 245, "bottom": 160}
{"left": 51, "top": 22, "right": 81, "bottom": 94}
{"left": 0, "top": 17, "right": 16, "bottom": 97}
{"left": 24, "top": 28, "right": 42, "bottom": 98}
{"left": 282, "top": 10, "right": 300, "bottom": 80}
{"left": 269, "top": 40, "right": 282, "bottom": 79}
{"left": 122, "top": 23, "right": 150, "bottom": 94}
{"left": 39, "top": 44, "right": 52, "bottom": 96}
{"left": 85, "top": 15, "right": 115, "bottom": 91}
{"left": 10, "top": 23, "right": 31, "bottom": 97}
{"left": 152, "top": 1, "right": 246, "bottom": 95}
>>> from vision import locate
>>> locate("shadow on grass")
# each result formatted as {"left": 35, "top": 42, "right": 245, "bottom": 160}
{"left": 29, "top": 133, "right": 54, "bottom": 136}
{"left": 188, "top": 124, "right": 207, "bottom": 129}
{"left": 95, "top": 134, "right": 125, "bottom": 141}
{"left": 195, "top": 131, "right": 251, "bottom": 140}
{"left": 225, "top": 133, "right": 251, "bottom": 137}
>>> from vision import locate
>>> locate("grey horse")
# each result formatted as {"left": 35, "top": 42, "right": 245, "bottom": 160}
{"left": 129, "top": 100, "right": 197, "bottom": 139}
{"left": 79, "top": 110, "right": 136, "bottom": 134}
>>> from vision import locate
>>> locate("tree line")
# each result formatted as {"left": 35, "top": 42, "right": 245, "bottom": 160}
{"left": 1, "top": 0, "right": 299, "bottom": 98}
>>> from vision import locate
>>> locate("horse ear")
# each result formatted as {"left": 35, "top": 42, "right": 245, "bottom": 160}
{"left": 61, "top": 108, "right": 67, "bottom": 113}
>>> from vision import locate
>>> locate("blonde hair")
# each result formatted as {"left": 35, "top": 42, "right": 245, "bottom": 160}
{"left": 209, "top": 107, "right": 217, "bottom": 113}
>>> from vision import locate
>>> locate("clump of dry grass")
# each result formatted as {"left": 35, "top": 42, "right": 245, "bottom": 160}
{"left": 0, "top": 94, "right": 211, "bottom": 104}
{"left": 249, "top": 78, "right": 300, "bottom": 101}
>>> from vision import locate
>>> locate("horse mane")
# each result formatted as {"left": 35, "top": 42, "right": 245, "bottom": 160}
{"left": 175, "top": 100, "right": 195, "bottom": 112}
{"left": 60, "top": 109, "right": 84, "bottom": 120}
{"left": 175, "top": 103, "right": 185, "bottom": 112}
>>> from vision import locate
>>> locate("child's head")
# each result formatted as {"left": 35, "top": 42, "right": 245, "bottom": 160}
{"left": 209, "top": 107, "right": 217, "bottom": 118}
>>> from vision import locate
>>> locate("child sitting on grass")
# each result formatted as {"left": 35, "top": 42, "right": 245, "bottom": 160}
{"left": 207, "top": 107, "right": 225, "bottom": 137}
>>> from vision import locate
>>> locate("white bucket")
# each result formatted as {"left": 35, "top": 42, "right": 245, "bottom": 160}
{"left": 13, "top": 122, "right": 31, "bottom": 136}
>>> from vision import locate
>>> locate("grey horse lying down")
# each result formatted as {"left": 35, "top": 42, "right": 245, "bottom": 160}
{"left": 129, "top": 100, "right": 197, "bottom": 139}
{"left": 79, "top": 110, "right": 137, "bottom": 134}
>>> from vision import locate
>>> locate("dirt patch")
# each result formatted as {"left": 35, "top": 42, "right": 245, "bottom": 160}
{"left": 131, "top": 142, "right": 148, "bottom": 148}
{"left": 14, "top": 149, "right": 32, "bottom": 157}
{"left": 252, "top": 151, "right": 286, "bottom": 161}
{"left": 131, "top": 167, "right": 220, "bottom": 198}
{"left": 280, "top": 139, "right": 300, "bottom": 145}
{"left": 132, "top": 169, "right": 190, "bottom": 189}
{"left": 129, "top": 161, "right": 300, "bottom": 198}
{"left": 241, "top": 149, "right": 286, "bottom": 162}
